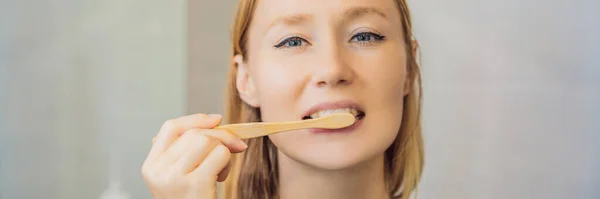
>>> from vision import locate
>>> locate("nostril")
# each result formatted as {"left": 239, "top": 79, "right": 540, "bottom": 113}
{"left": 315, "top": 77, "right": 351, "bottom": 88}
{"left": 302, "top": 116, "right": 312, "bottom": 120}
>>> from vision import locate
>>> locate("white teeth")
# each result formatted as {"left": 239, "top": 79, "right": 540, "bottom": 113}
{"left": 310, "top": 108, "right": 359, "bottom": 119}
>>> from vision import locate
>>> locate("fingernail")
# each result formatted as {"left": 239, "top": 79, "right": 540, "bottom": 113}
{"left": 237, "top": 140, "right": 248, "bottom": 149}
{"left": 208, "top": 114, "right": 222, "bottom": 119}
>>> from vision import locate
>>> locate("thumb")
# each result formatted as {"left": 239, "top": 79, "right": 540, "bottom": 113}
{"left": 216, "top": 160, "right": 232, "bottom": 182}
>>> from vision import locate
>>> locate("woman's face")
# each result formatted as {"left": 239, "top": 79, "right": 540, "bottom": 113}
{"left": 236, "top": 0, "right": 409, "bottom": 170}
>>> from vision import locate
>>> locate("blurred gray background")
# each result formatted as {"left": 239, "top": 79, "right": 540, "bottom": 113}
{"left": 1, "top": 0, "right": 599, "bottom": 199}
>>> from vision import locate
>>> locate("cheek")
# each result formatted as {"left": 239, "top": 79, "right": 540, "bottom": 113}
{"left": 251, "top": 59, "right": 308, "bottom": 122}
{"left": 353, "top": 44, "right": 408, "bottom": 136}
{"left": 354, "top": 44, "right": 408, "bottom": 104}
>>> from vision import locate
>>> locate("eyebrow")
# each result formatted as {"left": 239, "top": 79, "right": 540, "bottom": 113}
{"left": 344, "top": 6, "right": 388, "bottom": 21}
{"left": 268, "top": 6, "right": 388, "bottom": 29}
{"left": 269, "top": 13, "right": 312, "bottom": 28}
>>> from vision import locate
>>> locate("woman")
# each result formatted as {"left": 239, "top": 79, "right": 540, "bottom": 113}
{"left": 142, "top": 0, "right": 423, "bottom": 198}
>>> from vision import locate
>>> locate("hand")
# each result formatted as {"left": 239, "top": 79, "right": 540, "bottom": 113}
{"left": 141, "top": 114, "right": 247, "bottom": 199}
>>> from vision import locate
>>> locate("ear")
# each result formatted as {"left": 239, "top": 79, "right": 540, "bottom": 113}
{"left": 234, "top": 54, "right": 260, "bottom": 107}
{"left": 403, "top": 40, "right": 419, "bottom": 96}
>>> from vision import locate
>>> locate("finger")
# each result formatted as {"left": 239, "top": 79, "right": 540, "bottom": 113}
{"left": 193, "top": 129, "right": 248, "bottom": 153}
{"left": 190, "top": 144, "right": 231, "bottom": 179}
{"left": 169, "top": 129, "right": 246, "bottom": 173}
{"left": 217, "top": 160, "right": 232, "bottom": 182}
{"left": 150, "top": 114, "right": 223, "bottom": 156}
{"left": 164, "top": 129, "right": 212, "bottom": 162}
{"left": 169, "top": 134, "right": 217, "bottom": 174}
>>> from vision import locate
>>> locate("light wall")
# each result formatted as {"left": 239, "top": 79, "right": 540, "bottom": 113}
{"left": 1, "top": 0, "right": 186, "bottom": 198}
{"left": 411, "top": 0, "right": 600, "bottom": 198}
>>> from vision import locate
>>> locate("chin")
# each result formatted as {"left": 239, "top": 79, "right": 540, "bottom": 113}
{"left": 279, "top": 146, "right": 371, "bottom": 171}
{"left": 271, "top": 130, "right": 395, "bottom": 171}
{"left": 303, "top": 147, "right": 369, "bottom": 170}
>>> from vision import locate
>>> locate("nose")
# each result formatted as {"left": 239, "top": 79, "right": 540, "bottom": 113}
{"left": 312, "top": 43, "right": 355, "bottom": 88}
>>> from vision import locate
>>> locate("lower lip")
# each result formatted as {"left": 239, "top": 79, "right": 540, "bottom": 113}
{"left": 310, "top": 116, "right": 364, "bottom": 134}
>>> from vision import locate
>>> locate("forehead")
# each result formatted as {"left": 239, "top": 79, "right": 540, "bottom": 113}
{"left": 251, "top": 0, "right": 401, "bottom": 26}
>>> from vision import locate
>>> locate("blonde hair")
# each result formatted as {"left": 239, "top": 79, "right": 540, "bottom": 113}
{"left": 220, "top": 0, "right": 423, "bottom": 198}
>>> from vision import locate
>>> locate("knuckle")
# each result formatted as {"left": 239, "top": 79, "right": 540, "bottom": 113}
{"left": 186, "top": 130, "right": 207, "bottom": 141}
{"left": 180, "top": 129, "right": 197, "bottom": 140}
{"left": 141, "top": 160, "right": 157, "bottom": 177}
{"left": 200, "top": 134, "right": 216, "bottom": 144}
{"left": 161, "top": 119, "right": 177, "bottom": 131}
{"left": 141, "top": 168, "right": 160, "bottom": 184}
{"left": 183, "top": 132, "right": 215, "bottom": 150}
{"left": 215, "top": 144, "right": 232, "bottom": 159}
{"left": 141, "top": 165, "right": 152, "bottom": 178}
{"left": 162, "top": 173, "right": 178, "bottom": 186}
{"left": 192, "top": 130, "right": 215, "bottom": 144}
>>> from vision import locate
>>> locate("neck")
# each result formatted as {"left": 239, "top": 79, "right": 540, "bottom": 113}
{"left": 277, "top": 152, "right": 389, "bottom": 199}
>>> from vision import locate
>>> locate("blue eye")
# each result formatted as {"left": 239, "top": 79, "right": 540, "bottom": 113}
{"left": 350, "top": 32, "right": 385, "bottom": 43}
{"left": 274, "top": 36, "right": 308, "bottom": 48}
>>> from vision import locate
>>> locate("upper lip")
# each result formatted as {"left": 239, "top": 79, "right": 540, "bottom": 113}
{"left": 302, "top": 100, "right": 364, "bottom": 118}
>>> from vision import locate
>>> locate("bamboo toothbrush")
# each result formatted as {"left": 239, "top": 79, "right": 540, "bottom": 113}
{"left": 216, "top": 112, "right": 355, "bottom": 139}
{"left": 152, "top": 113, "right": 355, "bottom": 143}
